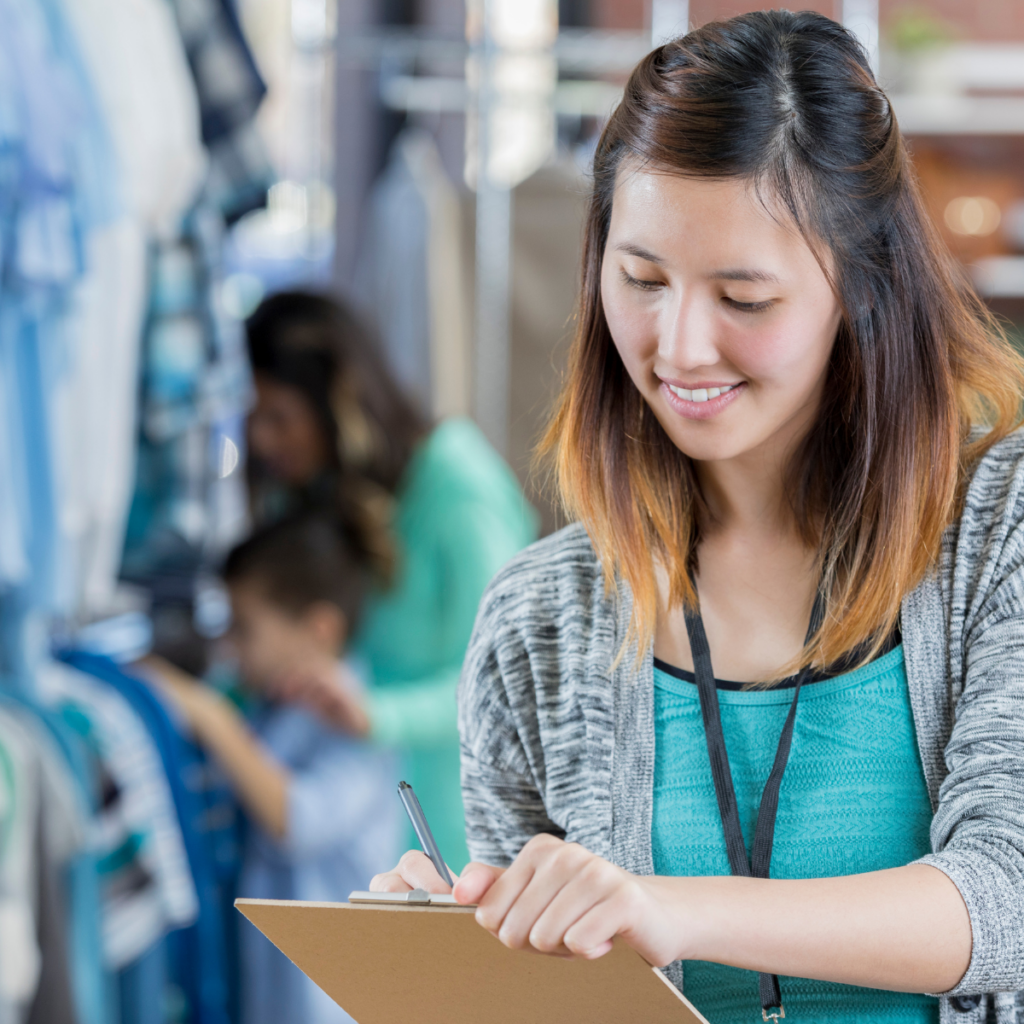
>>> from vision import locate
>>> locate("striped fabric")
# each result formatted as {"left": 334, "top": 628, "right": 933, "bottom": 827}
{"left": 458, "top": 429, "right": 1024, "bottom": 1024}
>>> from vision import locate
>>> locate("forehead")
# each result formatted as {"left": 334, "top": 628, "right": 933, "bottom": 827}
{"left": 606, "top": 165, "right": 821, "bottom": 280}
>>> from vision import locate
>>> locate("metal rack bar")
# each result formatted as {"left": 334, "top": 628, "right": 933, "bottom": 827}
{"left": 471, "top": 0, "right": 513, "bottom": 455}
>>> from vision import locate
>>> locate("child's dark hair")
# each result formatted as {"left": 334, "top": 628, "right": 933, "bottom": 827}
{"left": 222, "top": 516, "right": 367, "bottom": 633}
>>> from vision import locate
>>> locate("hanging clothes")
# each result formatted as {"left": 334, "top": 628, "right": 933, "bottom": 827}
{"left": 58, "top": 0, "right": 208, "bottom": 616}
{"left": 37, "top": 661, "right": 199, "bottom": 970}
{"left": 0, "top": 689, "right": 112, "bottom": 1024}
{"left": 0, "top": 703, "right": 86, "bottom": 1024}
{"left": 356, "top": 128, "right": 471, "bottom": 420}
{"left": 168, "top": 0, "right": 273, "bottom": 225}
{"left": 122, "top": 0, "right": 270, "bottom": 606}
{"left": 60, "top": 651, "right": 237, "bottom": 1024}
{"left": 0, "top": 0, "right": 119, "bottom": 622}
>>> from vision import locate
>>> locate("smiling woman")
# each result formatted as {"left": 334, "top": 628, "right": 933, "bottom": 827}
{"left": 370, "top": 10, "right": 1024, "bottom": 1024}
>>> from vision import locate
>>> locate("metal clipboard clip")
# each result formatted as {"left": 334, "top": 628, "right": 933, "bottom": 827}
{"left": 348, "top": 888, "right": 461, "bottom": 906}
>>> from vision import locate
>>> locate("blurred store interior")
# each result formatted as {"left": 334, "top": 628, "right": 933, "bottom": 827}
{"left": 2, "top": 0, "right": 1024, "bottom": 1022}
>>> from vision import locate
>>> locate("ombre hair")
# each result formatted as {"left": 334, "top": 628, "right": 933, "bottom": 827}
{"left": 541, "top": 10, "right": 1024, "bottom": 676}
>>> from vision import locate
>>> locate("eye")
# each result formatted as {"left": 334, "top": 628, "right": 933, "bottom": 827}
{"left": 620, "top": 269, "right": 664, "bottom": 291}
{"left": 723, "top": 297, "right": 774, "bottom": 313}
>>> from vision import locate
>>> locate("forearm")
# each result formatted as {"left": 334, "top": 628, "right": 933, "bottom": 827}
{"left": 191, "top": 697, "right": 290, "bottom": 840}
{"left": 137, "top": 657, "right": 292, "bottom": 839}
{"left": 369, "top": 669, "right": 460, "bottom": 746}
{"left": 666, "top": 863, "right": 971, "bottom": 993}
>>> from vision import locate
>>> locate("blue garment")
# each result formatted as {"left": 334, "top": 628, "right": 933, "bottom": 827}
{"left": 59, "top": 650, "right": 234, "bottom": 1024}
{"left": 0, "top": 0, "right": 118, "bottom": 613}
{"left": 0, "top": 690, "right": 112, "bottom": 1024}
{"left": 166, "top": 0, "right": 272, "bottom": 223}
{"left": 117, "top": 938, "right": 168, "bottom": 1024}
{"left": 652, "top": 645, "right": 939, "bottom": 1024}
{"left": 239, "top": 700, "right": 402, "bottom": 1024}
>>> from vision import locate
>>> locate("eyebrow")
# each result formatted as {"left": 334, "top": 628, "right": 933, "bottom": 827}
{"left": 614, "top": 243, "right": 663, "bottom": 264}
{"left": 710, "top": 268, "right": 780, "bottom": 284}
{"left": 613, "top": 244, "right": 780, "bottom": 284}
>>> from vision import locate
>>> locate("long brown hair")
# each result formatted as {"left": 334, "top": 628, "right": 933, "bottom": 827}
{"left": 245, "top": 291, "right": 429, "bottom": 581}
{"left": 542, "top": 10, "right": 1024, "bottom": 675}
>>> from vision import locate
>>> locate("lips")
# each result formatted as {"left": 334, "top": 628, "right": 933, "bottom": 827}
{"left": 666, "top": 383, "right": 737, "bottom": 404}
{"left": 659, "top": 380, "right": 745, "bottom": 420}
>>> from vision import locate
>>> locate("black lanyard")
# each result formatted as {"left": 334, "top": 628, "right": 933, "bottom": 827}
{"left": 682, "top": 589, "right": 825, "bottom": 1023}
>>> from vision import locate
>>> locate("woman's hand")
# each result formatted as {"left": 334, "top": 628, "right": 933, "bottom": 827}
{"left": 369, "top": 849, "right": 487, "bottom": 895}
{"left": 274, "top": 659, "right": 371, "bottom": 738}
{"left": 465, "top": 834, "right": 685, "bottom": 967}
{"left": 371, "top": 836, "right": 688, "bottom": 967}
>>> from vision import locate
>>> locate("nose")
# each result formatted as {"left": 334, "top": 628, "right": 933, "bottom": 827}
{"left": 658, "top": 287, "right": 721, "bottom": 373}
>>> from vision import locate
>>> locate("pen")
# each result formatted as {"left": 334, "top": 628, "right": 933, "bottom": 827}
{"left": 397, "top": 781, "right": 455, "bottom": 889}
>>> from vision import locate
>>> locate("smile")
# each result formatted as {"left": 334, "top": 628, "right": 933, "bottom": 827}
{"left": 660, "top": 380, "right": 745, "bottom": 420}
{"left": 667, "top": 384, "right": 737, "bottom": 403}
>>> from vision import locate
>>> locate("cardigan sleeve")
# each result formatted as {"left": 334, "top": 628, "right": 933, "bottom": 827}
{"left": 915, "top": 432, "right": 1024, "bottom": 997}
{"left": 457, "top": 570, "right": 564, "bottom": 867}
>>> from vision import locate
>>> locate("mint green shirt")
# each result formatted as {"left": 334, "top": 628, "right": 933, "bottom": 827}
{"left": 652, "top": 646, "right": 939, "bottom": 1024}
{"left": 353, "top": 418, "right": 538, "bottom": 870}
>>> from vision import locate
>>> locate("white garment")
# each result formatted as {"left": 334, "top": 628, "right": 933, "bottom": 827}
{"left": 0, "top": 709, "right": 42, "bottom": 1024}
{"left": 37, "top": 662, "right": 199, "bottom": 968}
{"left": 57, "top": 222, "right": 147, "bottom": 615}
{"left": 61, "top": 0, "right": 206, "bottom": 240}
{"left": 0, "top": 705, "right": 85, "bottom": 1024}
{"left": 59, "top": 0, "right": 208, "bottom": 615}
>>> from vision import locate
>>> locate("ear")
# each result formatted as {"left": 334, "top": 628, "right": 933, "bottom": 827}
{"left": 305, "top": 601, "right": 348, "bottom": 654}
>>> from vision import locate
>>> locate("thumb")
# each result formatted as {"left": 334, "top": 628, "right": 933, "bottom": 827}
{"left": 452, "top": 862, "right": 504, "bottom": 905}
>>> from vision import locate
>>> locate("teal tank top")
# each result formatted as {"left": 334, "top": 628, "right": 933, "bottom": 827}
{"left": 652, "top": 645, "right": 939, "bottom": 1024}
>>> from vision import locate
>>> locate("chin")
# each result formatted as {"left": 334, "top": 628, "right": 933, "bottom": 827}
{"left": 654, "top": 414, "right": 757, "bottom": 464}
{"left": 672, "top": 435, "right": 753, "bottom": 463}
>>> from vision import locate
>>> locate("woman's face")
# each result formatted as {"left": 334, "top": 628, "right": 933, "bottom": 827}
{"left": 248, "top": 374, "right": 333, "bottom": 486}
{"left": 601, "top": 168, "right": 842, "bottom": 469}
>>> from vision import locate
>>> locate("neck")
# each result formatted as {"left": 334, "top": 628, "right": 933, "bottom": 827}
{"left": 697, "top": 455, "right": 790, "bottom": 534}
{"left": 695, "top": 410, "right": 820, "bottom": 537}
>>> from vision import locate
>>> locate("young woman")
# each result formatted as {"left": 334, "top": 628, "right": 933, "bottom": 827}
{"left": 371, "top": 11, "right": 1024, "bottom": 1024}
{"left": 243, "top": 292, "right": 538, "bottom": 869}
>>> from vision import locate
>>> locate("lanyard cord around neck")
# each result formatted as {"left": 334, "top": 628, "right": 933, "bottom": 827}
{"left": 682, "top": 588, "right": 825, "bottom": 1023}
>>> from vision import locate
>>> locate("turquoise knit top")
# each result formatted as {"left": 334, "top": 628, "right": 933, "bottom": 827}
{"left": 652, "top": 645, "right": 939, "bottom": 1024}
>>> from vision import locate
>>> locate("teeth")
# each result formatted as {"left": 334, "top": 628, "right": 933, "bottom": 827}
{"left": 668, "top": 384, "right": 735, "bottom": 403}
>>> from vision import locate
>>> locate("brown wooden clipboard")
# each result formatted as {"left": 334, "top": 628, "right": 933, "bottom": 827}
{"left": 235, "top": 897, "right": 710, "bottom": 1024}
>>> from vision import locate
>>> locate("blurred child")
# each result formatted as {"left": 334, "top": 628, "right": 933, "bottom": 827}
{"left": 145, "top": 516, "right": 402, "bottom": 1024}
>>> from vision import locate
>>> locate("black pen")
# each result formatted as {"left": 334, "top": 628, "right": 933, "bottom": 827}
{"left": 397, "top": 781, "right": 455, "bottom": 889}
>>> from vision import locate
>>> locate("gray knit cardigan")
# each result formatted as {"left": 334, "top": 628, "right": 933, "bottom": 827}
{"left": 458, "top": 429, "right": 1024, "bottom": 1024}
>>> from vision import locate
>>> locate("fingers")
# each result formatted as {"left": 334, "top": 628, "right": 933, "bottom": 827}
{"left": 453, "top": 863, "right": 504, "bottom": 905}
{"left": 475, "top": 835, "right": 579, "bottom": 944}
{"left": 369, "top": 870, "right": 413, "bottom": 893}
{"left": 368, "top": 850, "right": 440, "bottom": 893}
{"left": 526, "top": 872, "right": 611, "bottom": 955}
{"left": 473, "top": 835, "right": 636, "bottom": 962}
{"left": 398, "top": 849, "right": 455, "bottom": 893}
{"left": 558, "top": 890, "right": 629, "bottom": 958}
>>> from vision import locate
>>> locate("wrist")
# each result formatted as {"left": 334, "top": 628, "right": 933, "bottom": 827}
{"left": 644, "top": 875, "right": 718, "bottom": 964}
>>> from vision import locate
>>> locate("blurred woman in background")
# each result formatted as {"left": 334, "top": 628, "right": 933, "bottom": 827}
{"left": 243, "top": 291, "right": 538, "bottom": 868}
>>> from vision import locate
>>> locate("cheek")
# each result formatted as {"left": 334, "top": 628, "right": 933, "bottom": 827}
{"left": 247, "top": 411, "right": 277, "bottom": 456}
{"left": 601, "top": 279, "right": 657, "bottom": 377}
{"left": 727, "top": 308, "right": 836, "bottom": 386}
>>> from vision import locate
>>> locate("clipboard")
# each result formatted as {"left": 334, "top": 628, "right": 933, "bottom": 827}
{"left": 236, "top": 893, "right": 710, "bottom": 1024}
